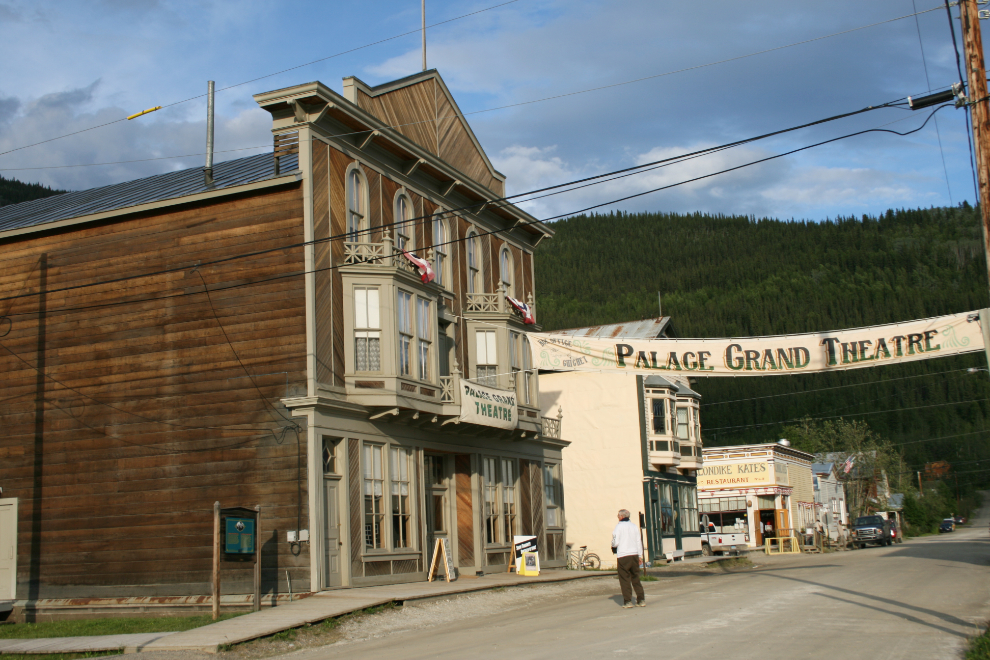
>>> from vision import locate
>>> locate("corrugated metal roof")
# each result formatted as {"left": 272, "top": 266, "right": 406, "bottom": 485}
{"left": 0, "top": 152, "right": 298, "bottom": 234}
{"left": 548, "top": 317, "right": 671, "bottom": 340}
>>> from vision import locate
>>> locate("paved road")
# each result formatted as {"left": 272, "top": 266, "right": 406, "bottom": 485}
{"left": 289, "top": 503, "right": 990, "bottom": 660}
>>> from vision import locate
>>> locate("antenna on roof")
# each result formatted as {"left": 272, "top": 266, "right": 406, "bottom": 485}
{"left": 204, "top": 80, "right": 215, "bottom": 186}
{"left": 421, "top": 0, "right": 427, "bottom": 71}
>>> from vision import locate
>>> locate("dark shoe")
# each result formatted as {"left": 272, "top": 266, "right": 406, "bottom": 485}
{"left": 622, "top": 601, "right": 634, "bottom": 609}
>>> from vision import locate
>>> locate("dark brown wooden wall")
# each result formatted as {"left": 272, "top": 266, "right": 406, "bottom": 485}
{"left": 0, "top": 185, "right": 309, "bottom": 599}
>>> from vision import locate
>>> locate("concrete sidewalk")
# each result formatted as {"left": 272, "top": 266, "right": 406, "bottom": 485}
{"left": 0, "top": 569, "right": 615, "bottom": 655}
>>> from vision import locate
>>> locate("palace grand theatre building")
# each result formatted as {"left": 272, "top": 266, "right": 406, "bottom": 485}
{"left": 0, "top": 70, "right": 567, "bottom": 616}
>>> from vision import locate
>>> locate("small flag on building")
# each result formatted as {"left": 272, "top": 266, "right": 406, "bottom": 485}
{"left": 843, "top": 455, "right": 855, "bottom": 474}
{"left": 402, "top": 250, "right": 435, "bottom": 284}
{"left": 506, "top": 296, "right": 535, "bottom": 324}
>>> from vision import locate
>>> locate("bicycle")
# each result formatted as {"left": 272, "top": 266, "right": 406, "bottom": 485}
{"left": 566, "top": 545, "right": 601, "bottom": 570}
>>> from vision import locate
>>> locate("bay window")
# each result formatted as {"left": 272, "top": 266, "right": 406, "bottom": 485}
{"left": 676, "top": 406, "right": 689, "bottom": 441}
{"left": 354, "top": 287, "right": 381, "bottom": 372}
{"left": 398, "top": 290, "right": 413, "bottom": 377}
{"left": 417, "top": 297, "right": 432, "bottom": 381}
{"left": 651, "top": 398, "right": 667, "bottom": 434}
{"left": 475, "top": 330, "right": 497, "bottom": 387}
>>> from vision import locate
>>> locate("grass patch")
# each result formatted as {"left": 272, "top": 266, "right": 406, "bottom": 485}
{"left": 640, "top": 575, "right": 659, "bottom": 582}
{"left": 0, "top": 652, "right": 122, "bottom": 660}
{"left": 708, "top": 556, "right": 753, "bottom": 570}
{"left": 967, "top": 625, "right": 990, "bottom": 660}
{"left": 0, "top": 613, "right": 246, "bottom": 640}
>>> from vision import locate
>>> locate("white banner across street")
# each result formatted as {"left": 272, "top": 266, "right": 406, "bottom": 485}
{"left": 530, "top": 310, "right": 986, "bottom": 377}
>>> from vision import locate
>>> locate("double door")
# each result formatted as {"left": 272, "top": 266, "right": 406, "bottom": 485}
{"left": 424, "top": 454, "right": 450, "bottom": 574}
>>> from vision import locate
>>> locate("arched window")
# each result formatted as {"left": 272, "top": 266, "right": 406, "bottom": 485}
{"left": 466, "top": 229, "right": 481, "bottom": 293}
{"left": 432, "top": 213, "right": 449, "bottom": 288}
{"left": 394, "top": 192, "right": 414, "bottom": 251}
{"left": 346, "top": 165, "right": 368, "bottom": 242}
{"left": 500, "top": 247, "right": 514, "bottom": 298}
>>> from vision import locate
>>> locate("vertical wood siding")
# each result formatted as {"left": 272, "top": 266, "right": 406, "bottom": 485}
{"left": 313, "top": 143, "right": 334, "bottom": 388}
{"left": 454, "top": 455, "right": 474, "bottom": 567}
{"left": 347, "top": 438, "right": 363, "bottom": 578}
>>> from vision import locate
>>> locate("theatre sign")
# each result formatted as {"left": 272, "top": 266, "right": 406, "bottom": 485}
{"left": 529, "top": 310, "right": 985, "bottom": 376}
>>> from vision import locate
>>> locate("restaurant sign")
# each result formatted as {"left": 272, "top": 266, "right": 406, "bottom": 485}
{"left": 698, "top": 461, "right": 774, "bottom": 489}
{"left": 459, "top": 379, "right": 517, "bottom": 430}
{"left": 530, "top": 310, "right": 984, "bottom": 377}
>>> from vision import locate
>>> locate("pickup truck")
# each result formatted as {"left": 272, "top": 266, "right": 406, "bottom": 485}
{"left": 852, "top": 515, "right": 893, "bottom": 548}
{"left": 700, "top": 515, "right": 750, "bottom": 556}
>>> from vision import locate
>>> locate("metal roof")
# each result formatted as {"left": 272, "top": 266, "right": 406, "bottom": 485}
{"left": 548, "top": 317, "right": 672, "bottom": 340}
{"left": 643, "top": 375, "right": 678, "bottom": 389}
{"left": 0, "top": 152, "right": 298, "bottom": 234}
{"left": 812, "top": 463, "right": 836, "bottom": 475}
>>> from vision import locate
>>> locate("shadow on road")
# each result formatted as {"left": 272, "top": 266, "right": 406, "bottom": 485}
{"left": 883, "top": 538, "right": 990, "bottom": 567}
{"left": 756, "top": 572, "right": 973, "bottom": 629}
{"left": 813, "top": 592, "right": 969, "bottom": 638}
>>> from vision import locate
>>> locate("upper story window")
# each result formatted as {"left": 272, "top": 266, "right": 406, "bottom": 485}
{"left": 476, "top": 330, "right": 497, "bottom": 387}
{"left": 676, "top": 406, "right": 689, "bottom": 440}
{"left": 695, "top": 407, "right": 701, "bottom": 444}
{"left": 417, "top": 297, "right": 432, "bottom": 381}
{"left": 354, "top": 287, "right": 381, "bottom": 372}
{"left": 651, "top": 398, "right": 667, "bottom": 434}
{"left": 510, "top": 332, "right": 533, "bottom": 405}
{"left": 466, "top": 230, "right": 481, "bottom": 293}
{"left": 500, "top": 247, "right": 514, "bottom": 298}
{"left": 395, "top": 193, "right": 414, "bottom": 250}
{"left": 433, "top": 214, "right": 449, "bottom": 288}
{"left": 346, "top": 166, "right": 368, "bottom": 242}
{"left": 397, "top": 291, "right": 414, "bottom": 377}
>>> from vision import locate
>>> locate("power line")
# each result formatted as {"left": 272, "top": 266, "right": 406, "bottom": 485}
{"left": 0, "top": 99, "right": 941, "bottom": 310}
{"left": 0, "top": 0, "right": 524, "bottom": 159}
{"left": 701, "top": 367, "right": 975, "bottom": 407}
{"left": 0, "top": 4, "right": 944, "bottom": 164}
{"left": 943, "top": 0, "right": 980, "bottom": 202}
{"left": 914, "top": 0, "right": 954, "bottom": 204}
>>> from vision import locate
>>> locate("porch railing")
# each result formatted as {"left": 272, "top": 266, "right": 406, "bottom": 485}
{"left": 466, "top": 292, "right": 501, "bottom": 312}
{"left": 541, "top": 416, "right": 561, "bottom": 439}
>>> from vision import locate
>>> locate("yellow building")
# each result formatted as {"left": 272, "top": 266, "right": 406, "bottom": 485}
{"left": 699, "top": 443, "right": 815, "bottom": 547}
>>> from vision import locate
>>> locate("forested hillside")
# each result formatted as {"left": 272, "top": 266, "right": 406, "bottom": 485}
{"left": 535, "top": 205, "right": 990, "bottom": 476}
{"left": 0, "top": 174, "right": 65, "bottom": 207}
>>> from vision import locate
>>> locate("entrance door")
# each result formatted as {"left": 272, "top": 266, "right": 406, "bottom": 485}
{"left": 424, "top": 455, "right": 449, "bottom": 574}
{"left": 323, "top": 479, "right": 342, "bottom": 588}
{"left": 775, "top": 509, "right": 790, "bottom": 537}
{"left": 0, "top": 499, "right": 16, "bottom": 600}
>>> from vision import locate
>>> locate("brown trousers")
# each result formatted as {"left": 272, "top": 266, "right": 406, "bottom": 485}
{"left": 617, "top": 555, "right": 645, "bottom": 603}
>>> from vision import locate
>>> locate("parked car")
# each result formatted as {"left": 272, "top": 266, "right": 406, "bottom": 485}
{"left": 852, "top": 515, "right": 893, "bottom": 548}
{"left": 954, "top": 516, "right": 967, "bottom": 525}
{"left": 889, "top": 521, "right": 904, "bottom": 544}
{"left": 939, "top": 519, "right": 955, "bottom": 533}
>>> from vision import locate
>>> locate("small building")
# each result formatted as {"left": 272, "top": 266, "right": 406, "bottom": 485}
{"left": 698, "top": 443, "right": 815, "bottom": 547}
{"left": 539, "top": 318, "right": 705, "bottom": 563}
{"left": 811, "top": 463, "right": 848, "bottom": 540}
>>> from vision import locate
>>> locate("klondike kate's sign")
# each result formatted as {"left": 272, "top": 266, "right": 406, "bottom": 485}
{"left": 530, "top": 310, "right": 984, "bottom": 376}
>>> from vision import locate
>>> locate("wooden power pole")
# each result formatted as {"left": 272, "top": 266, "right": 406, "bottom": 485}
{"left": 962, "top": 0, "right": 990, "bottom": 285}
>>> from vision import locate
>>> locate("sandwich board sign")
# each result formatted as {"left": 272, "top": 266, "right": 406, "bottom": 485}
{"left": 427, "top": 538, "right": 456, "bottom": 582}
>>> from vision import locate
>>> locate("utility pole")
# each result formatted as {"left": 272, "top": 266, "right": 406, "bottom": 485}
{"left": 918, "top": 471, "right": 923, "bottom": 496}
{"left": 961, "top": 0, "right": 990, "bottom": 286}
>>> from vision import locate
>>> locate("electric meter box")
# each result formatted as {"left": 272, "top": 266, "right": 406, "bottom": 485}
{"left": 225, "top": 517, "right": 256, "bottom": 554}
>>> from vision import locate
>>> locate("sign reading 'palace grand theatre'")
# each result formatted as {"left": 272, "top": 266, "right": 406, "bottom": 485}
{"left": 530, "top": 310, "right": 985, "bottom": 377}
{"left": 459, "top": 379, "right": 518, "bottom": 430}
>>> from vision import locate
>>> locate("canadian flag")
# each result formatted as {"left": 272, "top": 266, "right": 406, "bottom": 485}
{"left": 506, "top": 296, "right": 535, "bottom": 324}
{"left": 402, "top": 250, "right": 435, "bottom": 284}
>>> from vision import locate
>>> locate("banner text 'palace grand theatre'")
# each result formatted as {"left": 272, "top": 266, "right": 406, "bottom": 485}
{"left": 530, "top": 311, "right": 985, "bottom": 377}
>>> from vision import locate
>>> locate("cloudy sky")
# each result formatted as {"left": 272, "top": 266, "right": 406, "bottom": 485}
{"left": 0, "top": 0, "right": 982, "bottom": 221}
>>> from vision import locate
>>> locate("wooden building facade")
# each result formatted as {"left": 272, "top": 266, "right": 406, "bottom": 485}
{"left": 0, "top": 70, "right": 567, "bottom": 615}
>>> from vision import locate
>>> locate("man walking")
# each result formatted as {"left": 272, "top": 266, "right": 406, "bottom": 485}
{"left": 612, "top": 509, "right": 645, "bottom": 608}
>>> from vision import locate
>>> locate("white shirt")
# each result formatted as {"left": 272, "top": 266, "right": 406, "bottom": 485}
{"left": 611, "top": 519, "right": 644, "bottom": 558}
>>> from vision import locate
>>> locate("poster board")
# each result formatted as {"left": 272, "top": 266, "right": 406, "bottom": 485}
{"left": 519, "top": 551, "right": 541, "bottom": 577}
{"left": 510, "top": 535, "right": 538, "bottom": 573}
{"left": 427, "top": 538, "right": 456, "bottom": 582}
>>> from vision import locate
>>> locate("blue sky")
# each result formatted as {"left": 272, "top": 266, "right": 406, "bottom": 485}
{"left": 0, "top": 0, "right": 983, "bottom": 221}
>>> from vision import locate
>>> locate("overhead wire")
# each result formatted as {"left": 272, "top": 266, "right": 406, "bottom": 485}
{"left": 0, "top": 99, "right": 941, "bottom": 310}
{"left": 944, "top": 0, "right": 980, "bottom": 201}
{"left": 913, "top": 0, "right": 954, "bottom": 204}
{"left": 0, "top": 3, "right": 945, "bottom": 166}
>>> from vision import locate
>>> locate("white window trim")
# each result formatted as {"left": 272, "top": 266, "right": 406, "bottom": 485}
{"left": 432, "top": 212, "right": 450, "bottom": 289}
{"left": 499, "top": 246, "right": 514, "bottom": 298}
{"left": 345, "top": 163, "right": 370, "bottom": 243}
{"left": 394, "top": 190, "right": 414, "bottom": 251}
{"left": 466, "top": 228, "right": 481, "bottom": 294}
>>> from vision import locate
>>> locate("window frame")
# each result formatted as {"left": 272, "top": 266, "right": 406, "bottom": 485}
{"left": 353, "top": 286, "right": 381, "bottom": 373}
{"left": 544, "top": 463, "right": 562, "bottom": 529}
{"left": 346, "top": 164, "right": 369, "bottom": 243}
{"left": 466, "top": 229, "right": 481, "bottom": 294}
{"left": 397, "top": 289, "right": 414, "bottom": 378}
{"left": 475, "top": 329, "right": 498, "bottom": 387}
{"left": 394, "top": 191, "right": 415, "bottom": 251}
{"left": 390, "top": 446, "right": 414, "bottom": 550}
{"left": 499, "top": 247, "right": 514, "bottom": 298}
{"left": 363, "top": 443, "right": 386, "bottom": 551}
{"left": 432, "top": 213, "right": 450, "bottom": 289}
{"left": 416, "top": 296, "right": 433, "bottom": 382}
